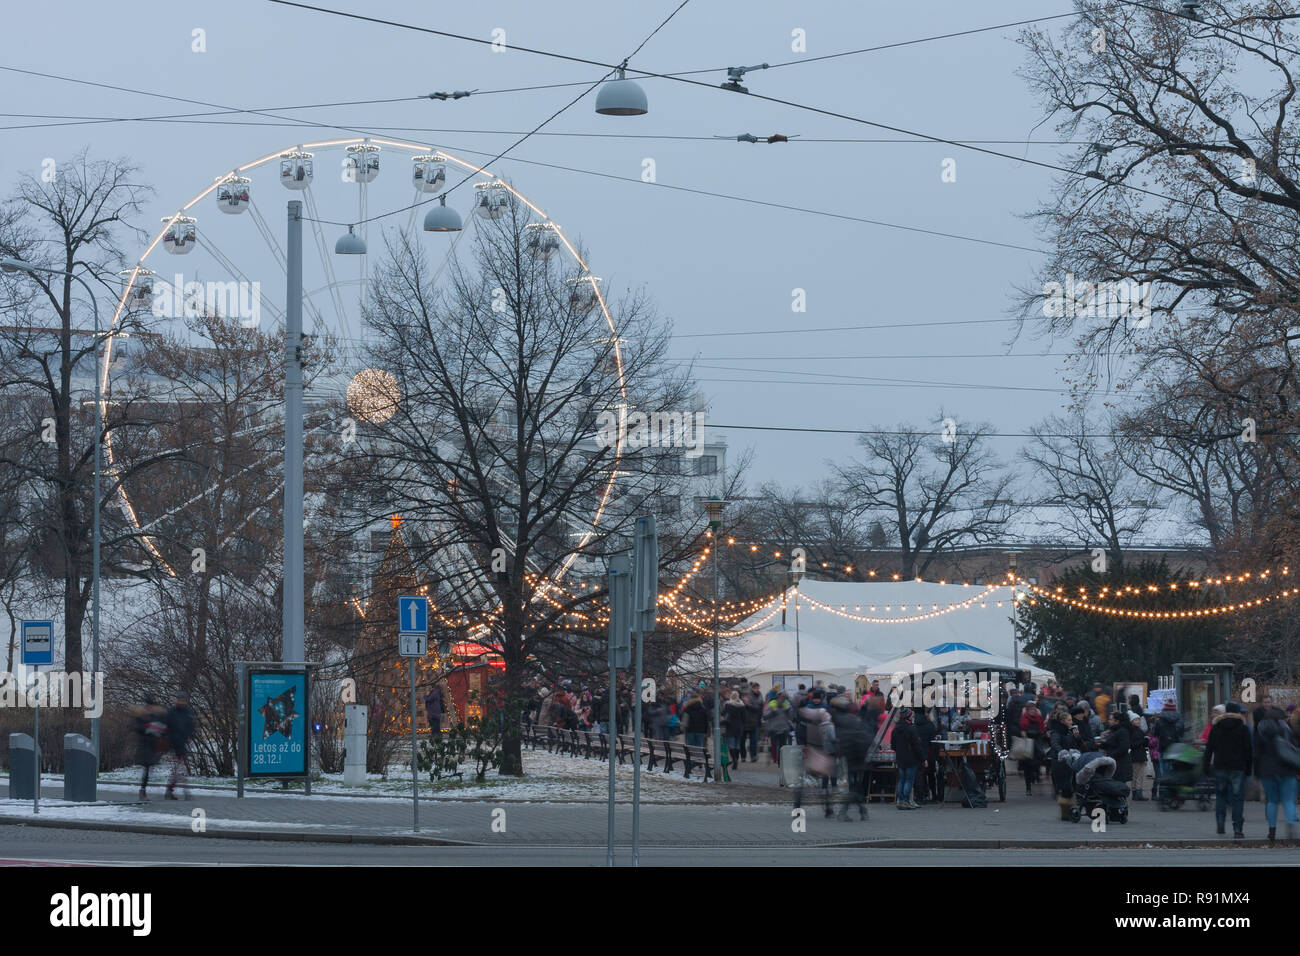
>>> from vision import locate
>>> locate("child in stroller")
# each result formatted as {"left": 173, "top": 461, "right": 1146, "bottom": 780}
{"left": 1156, "top": 741, "right": 1214, "bottom": 811}
{"left": 1067, "top": 751, "right": 1130, "bottom": 824}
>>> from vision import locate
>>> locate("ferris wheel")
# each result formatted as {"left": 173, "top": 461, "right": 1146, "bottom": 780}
{"left": 105, "top": 137, "right": 627, "bottom": 598}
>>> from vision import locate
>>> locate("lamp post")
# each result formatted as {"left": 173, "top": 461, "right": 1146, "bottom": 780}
{"left": 1008, "top": 553, "right": 1020, "bottom": 671}
{"left": 701, "top": 498, "right": 727, "bottom": 780}
{"left": 2, "top": 258, "right": 103, "bottom": 765}
{"left": 788, "top": 568, "right": 804, "bottom": 671}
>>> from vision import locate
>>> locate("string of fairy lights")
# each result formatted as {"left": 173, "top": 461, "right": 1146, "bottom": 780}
{"left": 346, "top": 519, "right": 1300, "bottom": 648}
{"left": 1015, "top": 574, "right": 1300, "bottom": 620}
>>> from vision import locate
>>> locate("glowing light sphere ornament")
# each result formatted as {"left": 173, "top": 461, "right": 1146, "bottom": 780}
{"left": 347, "top": 368, "right": 401, "bottom": 424}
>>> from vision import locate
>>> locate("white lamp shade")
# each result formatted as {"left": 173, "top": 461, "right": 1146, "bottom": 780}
{"left": 595, "top": 77, "right": 648, "bottom": 116}
{"left": 423, "top": 202, "right": 463, "bottom": 232}
{"left": 335, "top": 229, "right": 367, "bottom": 255}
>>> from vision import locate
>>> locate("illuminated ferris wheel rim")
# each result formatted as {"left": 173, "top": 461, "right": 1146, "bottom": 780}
{"left": 106, "top": 136, "right": 628, "bottom": 583}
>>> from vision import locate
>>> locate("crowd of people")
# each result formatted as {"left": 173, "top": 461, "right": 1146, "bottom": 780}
{"left": 522, "top": 673, "right": 1300, "bottom": 837}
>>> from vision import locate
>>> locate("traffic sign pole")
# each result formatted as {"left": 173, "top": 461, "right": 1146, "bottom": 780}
{"left": 397, "top": 596, "right": 428, "bottom": 833}
{"left": 410, "top": 656, "right": 419, "bottom": 832}
{"left": 33, "top": 665, "right": 39, "bottom": 815}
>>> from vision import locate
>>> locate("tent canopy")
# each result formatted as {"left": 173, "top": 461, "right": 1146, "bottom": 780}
{"left": 672, "top": 579, "right": 1050, "bottom": 691}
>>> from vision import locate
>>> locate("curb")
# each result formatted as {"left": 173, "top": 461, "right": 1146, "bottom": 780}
{"left": 0, "top": 814, "right": 1289, "bottom": 850}
{"left": 0, "top": 814, "right": 483, "bottom": 847}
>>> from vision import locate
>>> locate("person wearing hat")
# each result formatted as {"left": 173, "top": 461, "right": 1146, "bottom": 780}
{"left": 1203, "top": 701, "right": 1253, "bottom": 838}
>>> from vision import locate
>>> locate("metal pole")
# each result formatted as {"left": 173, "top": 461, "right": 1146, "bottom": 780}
{"left": 85, "top": 278, "right": 101, "bottom": 769}
{"left": 631, "top": 627, "right": 642, "bottom": 866}
{"left": 1012, "top": 595, "right": 1019, "bottom": 670}
{"left": 33, "top": 666, "right": 39, "bottom": 815}
{"left": 236, "top": 662, "right": 245, "bottom": 799}
{"left": 712, "top": 537, "right": 721, "bottom": 782}
{"left": 795, "top": 584, "right": 801, "bottom": 673}
{"left": 606, "top": 634, "right": 616, "bottom": 866}
{"left": 283, "top": 201, "right": 305, "bottom": 663}
{"left": 410, "top": 657, "right": 418, "bottom": 831}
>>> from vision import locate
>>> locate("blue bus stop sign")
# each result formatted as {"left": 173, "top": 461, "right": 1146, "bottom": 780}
{"left": 21, "top": 620, "right": 54, "bottom": 666}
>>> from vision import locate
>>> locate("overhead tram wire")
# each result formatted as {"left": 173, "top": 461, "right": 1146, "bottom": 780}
{"left": 697, "top": 422, "right": 1282, "bottom": 440}
{"left": 291, "top": 0, "right": 695, "bottom": 230}
{"left": 0, "top": 69, "right": 1049, "bottom": 254}
{"left": 266, "top": 0, "right": 1297, "bottom": 239}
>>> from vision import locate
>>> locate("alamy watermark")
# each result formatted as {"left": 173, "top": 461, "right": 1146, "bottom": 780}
{"left": 152, "top": 274, "right": 261, "bottom": 328}
{"left": 887, "top": 666, "right": 1000, "bottom": 710}
{"left": 0, "top": 670, "right": 104, "bottom": 718}
{"left": 1042, "top": 274, "right": 1152, "bottom": 323}
{"left": 595, "top": 405, "right": 706, "bottom": 458}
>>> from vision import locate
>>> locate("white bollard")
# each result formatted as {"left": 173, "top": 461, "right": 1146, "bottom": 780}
{"left": 343, "top": 704, "right": 368, "bottom": 787}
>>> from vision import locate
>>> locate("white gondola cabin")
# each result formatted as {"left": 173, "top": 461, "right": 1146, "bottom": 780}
{"left": 216, "top": 175, "right": 251, "bottom": 214}
{"left": 568, "top": 276, "right": 601, "bottom": 314}
{"left": 279, "top": 150, "right": 314, "bottom": 190}
{"left": 412, "top": 154, "right": 447, "bottom": 193}
{"left": 161, "top": 216, "right": 197, "bottom": 255}
{"left": 474, "top": 182, "right": 510, "bottom": 220}
{"left": 345, "top": 144, "right": 380, "bottom": 184}
{"left": 120, "top": 269, "right": 154, "bottom": 310}
{"left": 525, "top": 222, "right": 561, "bottom": 260}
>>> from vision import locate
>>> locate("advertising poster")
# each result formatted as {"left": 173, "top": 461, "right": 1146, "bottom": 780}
{"left": 248, "top": 670, "right": 308, "bottom": 777}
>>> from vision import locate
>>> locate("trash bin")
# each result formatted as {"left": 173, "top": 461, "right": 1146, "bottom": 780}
{"left": 63, "top": 733, "right": 97, "bottom": 802}
{"left": 780, "top": 744, "right": 804, "bottom": 788}
{"left": 7, "top": 733, "right": 37, "bottom": 800}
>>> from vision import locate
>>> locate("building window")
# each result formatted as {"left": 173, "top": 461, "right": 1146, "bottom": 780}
{"left": 694, "top": 455, "right": 717, "bottom": 476}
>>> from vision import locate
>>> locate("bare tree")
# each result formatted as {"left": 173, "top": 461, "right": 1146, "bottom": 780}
{"left": 1017, "top": 2, "right": 1300, "bottom": 565}
{"left": 1023, "top": 408, "right": 1157, "bottom": 568}
{"left": 0, "top": 152, "right": 150, "bottom": 671}
{"left": 326, "top": 199, "right": 696, "bottom": 775}
{"left": 833, "top": 415, "right": 1013, "bottom": 579}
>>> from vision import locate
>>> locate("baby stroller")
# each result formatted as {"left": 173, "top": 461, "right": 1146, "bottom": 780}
{"left": 1157, "top": 741, "right": 1213, "bottom": 811}
{"left": 1068, "top": 752, "right": 1130, "bottom": 824}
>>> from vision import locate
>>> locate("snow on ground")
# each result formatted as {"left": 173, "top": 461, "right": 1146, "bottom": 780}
{"left": 2, "top": 747, "right": 745, "bottom": 805}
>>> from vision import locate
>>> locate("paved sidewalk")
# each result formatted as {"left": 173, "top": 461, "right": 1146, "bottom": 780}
{"left": 3, "top": 781, "right": 1298, "bottom": 849}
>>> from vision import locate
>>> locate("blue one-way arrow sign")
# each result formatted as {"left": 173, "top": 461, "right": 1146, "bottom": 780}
{"left": 398, "top": 596, "right": 428, "bottom": 635}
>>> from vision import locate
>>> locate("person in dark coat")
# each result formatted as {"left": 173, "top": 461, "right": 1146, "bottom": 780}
{"left": 1153, "top": 700, "right": 1184, "bottom": 774}
{"left": 1099, "top": 709, "right": 1132, "bottom": 784}
{"left": 721, "top": 691, "right": 748, "bottom": 772}
{"left": 164, "top": 693, "right": 196, "bottom": 800}
{"left": 133, "top": 699, "right": 168, "bottom": 801}
{"left": 742, "top": 682, "right": 764, "bottom": 763}
{"left": 831, "top": 696, "right": 870, "bottom": 820}
{"left": 1068, "top": 706, "right": 1098, "bottom": 751}
{"left": 892, "top": 708, "right": 925, "bottom": 809}
{"left": 1203, "top": 702, "right": 1253, "bottom": 837}
{"left": 424, "top": 685, "right": 444, "bottom": 733}
{"left": 1254, "top": 706, "right": 1299, "bottom": 841}
{"left": 913, "top": 708, "right": 939, "bottom": 803}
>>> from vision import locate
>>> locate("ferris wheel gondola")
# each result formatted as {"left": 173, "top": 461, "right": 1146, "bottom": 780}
{"left": 279, "top": 150, "right": 314, "bottom": 190}
{"left": 161, "top": 215, "right": 197, "bottom": 255}
{"left": 216, "top": 175, "right": 252, "bottom": 214}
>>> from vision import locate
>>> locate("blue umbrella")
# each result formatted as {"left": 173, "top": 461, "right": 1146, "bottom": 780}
{"left": 924, "top": 642, "right": 990, "bottom": 655}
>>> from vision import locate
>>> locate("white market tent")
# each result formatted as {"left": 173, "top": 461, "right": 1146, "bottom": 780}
{"left": 673, "top": 579, "right": 1047, "bottom": 691}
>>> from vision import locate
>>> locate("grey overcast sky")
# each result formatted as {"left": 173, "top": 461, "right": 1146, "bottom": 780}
{"left": 2, "top": 0, "right": 1085, "bottom": 490}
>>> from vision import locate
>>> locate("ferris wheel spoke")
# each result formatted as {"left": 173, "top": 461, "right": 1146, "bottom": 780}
{"left": 247, "top": 198, "right": 330, "bottom": 335}
{"left": 302, "top": 187, "right": 352, "bottom": 350}
{"left": 196, "top": 236, "right": 286, "bottom": 325}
